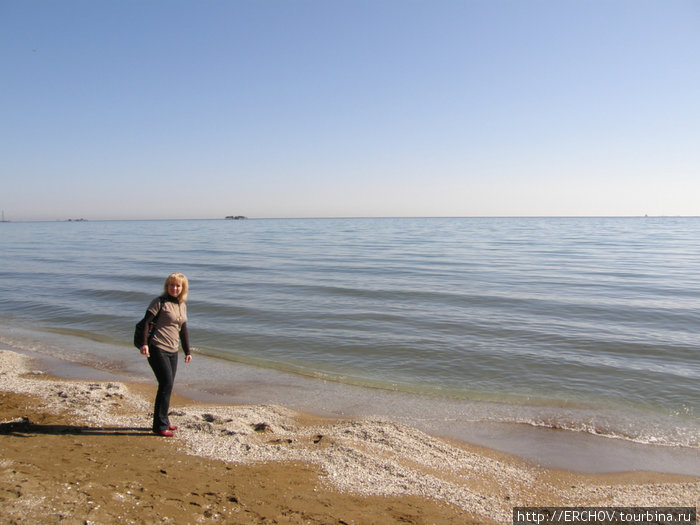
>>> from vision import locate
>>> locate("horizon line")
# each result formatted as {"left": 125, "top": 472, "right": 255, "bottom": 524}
{"left": 3, "top": 214, "right": 699, "bottom": 223}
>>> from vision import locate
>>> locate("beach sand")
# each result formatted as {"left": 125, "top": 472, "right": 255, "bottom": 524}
{"left": 1, "top": 349, "right": 697, "bottom": 524}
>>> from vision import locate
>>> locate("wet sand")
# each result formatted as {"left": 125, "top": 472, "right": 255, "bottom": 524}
{"left": 1, "top": 348, "right": 697, "bottom": 524}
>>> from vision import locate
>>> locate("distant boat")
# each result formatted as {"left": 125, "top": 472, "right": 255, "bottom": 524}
{"left": 1, "top": 210, "right": 10, "bottom": 223}
{"left": 225, "top": 215, "right": 247, "bottom": 220}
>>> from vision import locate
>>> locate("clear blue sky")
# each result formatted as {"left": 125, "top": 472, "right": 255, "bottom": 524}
{"left": 2, "top": 0, "right": 699, "bottom": 220}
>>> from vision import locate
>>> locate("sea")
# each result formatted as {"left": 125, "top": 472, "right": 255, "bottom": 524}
{"left": 1, "top": 217, "right": 698, "bottom": 475}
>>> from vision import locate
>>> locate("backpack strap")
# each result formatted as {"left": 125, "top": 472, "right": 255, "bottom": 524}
{"left": 152, "top": 296, "right": 166, "bottom": 323}
{"left": 156, "top": 296, "right": 166, "bottom": 312}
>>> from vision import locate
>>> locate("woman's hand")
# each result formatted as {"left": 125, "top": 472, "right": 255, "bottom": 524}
{"left": 184, "top": 354, "right": 193, "bottom": 364}
{"left": 140, "top": 345, "right": 150, "bottom": 357}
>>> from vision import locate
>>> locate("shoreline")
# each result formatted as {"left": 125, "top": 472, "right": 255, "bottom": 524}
{"left": 3, "top": 318, "right": 700, "bottom": 477}
{"left": 5, "top": 322, "right": 698, "bottom": 477}
{"left": 1, "top": 348, "right": 698, "bottom": 524}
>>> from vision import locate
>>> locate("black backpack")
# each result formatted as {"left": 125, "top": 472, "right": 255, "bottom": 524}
{"left": 133, "top": 297, "right": 165, "bottom": 348}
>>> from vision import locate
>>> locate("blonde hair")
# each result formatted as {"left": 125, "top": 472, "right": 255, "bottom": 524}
{"left": 163, "top": 273, "right": 188, "bottom": 304}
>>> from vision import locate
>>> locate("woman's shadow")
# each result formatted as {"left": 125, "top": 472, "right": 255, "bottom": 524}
{"left": 0, "top": 417, "right": 152, "bottom": 436}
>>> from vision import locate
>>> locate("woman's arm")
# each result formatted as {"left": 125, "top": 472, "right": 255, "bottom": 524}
{"left": 139, "top": 310, "right": 156, "bottom": 357}
{"left": 141, "top": 310, "right": 156, "bottom": 342}
{"left": 180, "top": 322, "right": 192, "bottom": 363}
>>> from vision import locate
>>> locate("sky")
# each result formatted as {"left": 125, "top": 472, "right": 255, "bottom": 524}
{"left": 1, "top": 0, "right": 699, "bottom": 220}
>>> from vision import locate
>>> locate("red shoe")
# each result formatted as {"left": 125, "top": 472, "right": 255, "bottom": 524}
{"left": 168, "top": 425, "right": 179, "bottom": 431}
{"left": 155, "top": 430, "right": 175, "bottom": 437}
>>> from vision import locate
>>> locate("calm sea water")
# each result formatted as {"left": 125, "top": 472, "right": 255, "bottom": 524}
{"left": 1, "top": 217, "right": 698, "bottom": 454}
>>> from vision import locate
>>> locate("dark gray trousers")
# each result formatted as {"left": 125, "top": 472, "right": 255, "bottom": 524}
{"left": 147, "top": 346, "right": 178, "bottom": 432}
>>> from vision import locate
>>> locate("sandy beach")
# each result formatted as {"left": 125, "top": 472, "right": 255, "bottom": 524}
{"left": 1, "top": 348, "right": 697, "bottom": 524}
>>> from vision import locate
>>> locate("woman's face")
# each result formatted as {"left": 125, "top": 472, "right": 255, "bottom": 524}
{"left": 167, "top": 281, "right": 182, "bottom": 298}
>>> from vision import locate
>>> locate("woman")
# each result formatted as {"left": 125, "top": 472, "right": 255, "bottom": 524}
{"left": 139, "top": 273, "right": 192, "bottom": 437}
